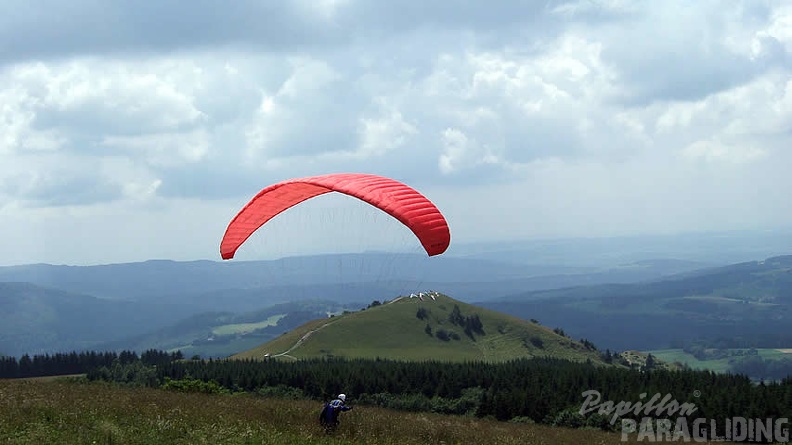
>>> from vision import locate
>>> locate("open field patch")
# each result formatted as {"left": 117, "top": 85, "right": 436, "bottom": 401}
{"left": 0, "top": 379, "right": 658, "bottom": 445}
{"left": 211, "top": 314, "right": 286, "bottom": 336}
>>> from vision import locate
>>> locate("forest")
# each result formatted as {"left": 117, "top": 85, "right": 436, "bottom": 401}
{"left": 3, "top": 350, "right": 791, "bottom": 435}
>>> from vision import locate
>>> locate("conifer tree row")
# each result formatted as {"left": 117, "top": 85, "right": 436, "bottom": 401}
{"left": 94, "top": 355, "right": 792, "bottom": 427}
{"left": 6, "top": 349, "right": 792, "bottom": 431}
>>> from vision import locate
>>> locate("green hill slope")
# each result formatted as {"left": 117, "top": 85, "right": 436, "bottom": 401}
{"left": 233, "top": 293, "right": 608, "bottom": 364}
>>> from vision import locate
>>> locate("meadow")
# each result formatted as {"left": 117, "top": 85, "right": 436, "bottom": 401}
{"left": 648, "top": 348, "right": 792, "bottom": 373}
{"left": 211, "top": 315, "right": 287, "bottom": 337}
{"left": 1, "top": 378, "right": 684, "bottom": 445}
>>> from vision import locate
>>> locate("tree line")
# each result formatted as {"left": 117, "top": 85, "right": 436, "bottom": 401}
{"left": 5, "top": 349, "right": 792, "bottom": 433}
{"left": 0, "top": 350, "right": 183, "bottom": 378}
{"left": 88, "top": 354, "right": 792, "bottom": 433}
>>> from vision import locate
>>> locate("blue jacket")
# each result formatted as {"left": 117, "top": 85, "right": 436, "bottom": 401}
{"left": 320, "top": 399, "right": 352, "bottom": 425}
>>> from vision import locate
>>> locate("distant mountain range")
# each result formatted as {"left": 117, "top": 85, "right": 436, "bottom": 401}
{"left": 0, "top": 254, "right": 711, "bottom": 356}
{"left": 1, "top": 231, "right": 791, "bottom": 357}
{"left": 481, "top": 255, "right": 792, "bottom": 351}
{"left": 0, "top": 253, "right": 713, "bottom": 307}
{"left": 0, "top": 282, "right": 183, "bottom": 355}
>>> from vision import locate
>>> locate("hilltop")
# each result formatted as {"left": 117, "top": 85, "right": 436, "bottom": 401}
{"left": 233, "top": 293, "right": 609, "bottom": 364}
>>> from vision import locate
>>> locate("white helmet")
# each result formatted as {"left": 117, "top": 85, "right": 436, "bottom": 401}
{"left": 338, "top": 393, "right": 346, "bottom": 402}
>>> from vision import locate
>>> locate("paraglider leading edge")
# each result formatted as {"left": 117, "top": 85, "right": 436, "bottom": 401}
{"left": 219, "top": 173, "right": 451, "bottom": 260}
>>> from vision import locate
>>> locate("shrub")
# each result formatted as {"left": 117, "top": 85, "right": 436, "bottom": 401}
{"left": 161, "top": 377, "right": 230, "bottom": 395}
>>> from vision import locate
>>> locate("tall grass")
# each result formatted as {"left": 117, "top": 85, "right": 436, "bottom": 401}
{"left": 0, "top": 378, "right": 732, "bottom": 444}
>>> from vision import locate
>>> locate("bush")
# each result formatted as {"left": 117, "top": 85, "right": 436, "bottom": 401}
{"left": 255, "top": 384, "right": 306, "bottom": 400}
{"left": 357, "top": 388, "right": 483, "bottom": 416}
{"left": 161, "top": 377, "right": 230, "bottom": 395}
{"left": 357, "top": 392, "right": 432, "bottom": 412}
{"left": 510, "top": 416, "right": 535, "bottom": 424}
{"left": 547, "top": 407, "right": 616, "bottom": 431}
{"left": 88, "top": 361, "right": 158, "bottom": 387}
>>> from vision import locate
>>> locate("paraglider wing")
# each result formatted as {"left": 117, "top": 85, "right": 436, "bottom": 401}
{"left": 220, "top": 173, "right": 451, "bottom": 260}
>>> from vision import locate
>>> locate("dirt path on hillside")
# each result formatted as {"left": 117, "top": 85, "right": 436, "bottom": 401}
{"left": 272, "top": 319, "right": 340, "bottom": 359}
{"left": 272, "top": 294, "right": 424, "bottom": 359}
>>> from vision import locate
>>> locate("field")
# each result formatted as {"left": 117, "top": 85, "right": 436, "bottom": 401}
{"left": 0, "top": 378, "right": 710, "bottom": 445}
{"left": 646, "top": 348, "right": 791, "bottom": 373}
{"left": 211, "top": 315, "right": 286, "bottom": 336}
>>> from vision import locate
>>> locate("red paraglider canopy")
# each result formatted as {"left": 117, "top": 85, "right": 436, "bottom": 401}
{"left": 220, "top": 173, "right": 451, "bottom": 260}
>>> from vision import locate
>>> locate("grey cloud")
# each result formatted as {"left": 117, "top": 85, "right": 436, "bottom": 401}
{"left": 2, "top": 1, "right": 789, "bottom": 210}
{"left": 0, "top": 1, "right": 327, "bottom": 64}
{"left": 1, "top": 0, "right": 561, "bottom": 66}
{"left": 339, "top": 0, "right": 554, "bottom": 34}
{"left": 153, "top": 142, "right": 442, "bottom": 200}
{"left": 595, "top": 1, "right": 789, "bottom": 105}
{"left": 550, "top": 0, "right": 643, "bottom": 24}
{"left": 154, "top": 161, "right": 271, "bottom": 200}
{"left": 0, "top": 168, "right": 123, "bottom": 207}
{"left": 466, "top": 108, "right": 586, "bottom": 163}
{"left": 32, "top": 106, "right": 204, "bottom": 140}
{"left": 605, "top": 43, "right": 762, "bottom": 106}
{"left": 152, "top": 159, "right": 444, "bottom": 205}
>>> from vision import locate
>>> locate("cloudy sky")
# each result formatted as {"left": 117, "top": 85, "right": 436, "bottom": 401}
{"left": 1, "top": 0, "right": 791, "bottom": 266}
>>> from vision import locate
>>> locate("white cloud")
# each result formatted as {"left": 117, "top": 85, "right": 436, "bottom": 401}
{"left": 656, "top": 70, "right": 791, "bottom": 162}
{"left": 756, "top": 4, "right": 792, "bottom": 54}
{"left": 357, "top": 107, "right": 417, "bottom": 157}
{"left": 12, "top": 60, "right": 206, "bottom": 138}
{"left": 681, "top": 140, "right": 767, "bottom": 164}
{"left": 102, "top": 130, "right": 211, "bottom": 167}
{"left": 551, "top": 0, "right": 638, "bottom": 17}
{"left": 439, "top": 127, "right": 508, "bottom": 175}
{"left": 0, "top": 0, "right": 791, "bottom": 264}
{"left": 0, "top": 81, "right": 60, "bottom": 154}
{"left": 243, "top": 57, "right": 361, "bottom": 161}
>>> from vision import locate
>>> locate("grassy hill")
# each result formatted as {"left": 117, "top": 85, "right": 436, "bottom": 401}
{"left": 234, "top": 293, "right": 608, "bottom": 364}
